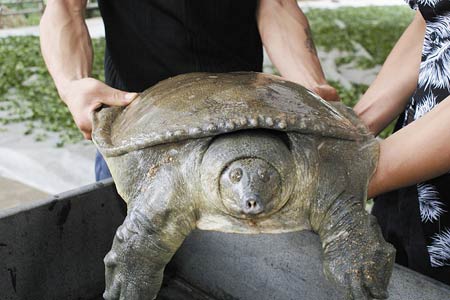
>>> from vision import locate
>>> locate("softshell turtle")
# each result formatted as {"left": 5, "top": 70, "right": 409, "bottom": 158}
{"left": 92, "top": 72, "right": 395, "bottom": 300}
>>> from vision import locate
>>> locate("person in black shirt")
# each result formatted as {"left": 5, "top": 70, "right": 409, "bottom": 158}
{"left": 40, "top": 0, "right": 338, "bottom": 180}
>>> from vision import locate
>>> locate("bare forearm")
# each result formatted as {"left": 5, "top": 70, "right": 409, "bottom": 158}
{"left": 354, "top": 12, "right": 426, "bottom": 135}
{"left": 257, "top": 0, "right": 327, "bottom": 89}
{"left": 368, "top": 96, "right": 450, "bottom": 198}
{"left": 39, "top": 0, "right": 137, "bottom": 140}
{"left": 40, "top": 0, "right": 91, "bottom": 100}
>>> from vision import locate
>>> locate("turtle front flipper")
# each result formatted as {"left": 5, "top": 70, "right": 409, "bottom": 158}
{"left": 103, "top": 167, "right": 196, "bottom": 300}
{"left": 312, "top": 192, "right": 395, "bottom": 300}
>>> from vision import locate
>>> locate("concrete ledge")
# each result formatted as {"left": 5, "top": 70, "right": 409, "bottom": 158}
{"left": 1, "top": 181, "right": 449, "bottom": 300}
{"left": 0, "top": 180, "right": 125, "bottom": 300}
{"left": 172, "top": 231, "right": 450, "bottom": 300}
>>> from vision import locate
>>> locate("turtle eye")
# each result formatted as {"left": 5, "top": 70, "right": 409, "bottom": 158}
{"left": 229, "top": 168, "right": 243, "bottom": 183}
{"left": 258, "top": 169, "right": 270, "bottom": 182}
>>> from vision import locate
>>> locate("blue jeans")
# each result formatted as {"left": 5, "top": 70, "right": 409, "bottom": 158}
{"left": 95, "top": 151, "right": 112, "bottom": 181}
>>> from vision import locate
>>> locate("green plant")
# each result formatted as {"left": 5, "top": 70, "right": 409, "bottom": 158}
{"left": 0, "top": 6, "right": 414, "bottom": 145}
{"left": 0, "top": 36, "right": 105, "bottom": 145}
{"left": 307, "top": 6, "right": 414, "bottom": 68}
{"left": 328, "top": 81, "right": 396, "bottom": 139}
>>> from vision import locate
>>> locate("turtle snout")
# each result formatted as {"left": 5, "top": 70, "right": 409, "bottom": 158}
{"left": 242, "top": 194, "right": 264, "bottom": 215}
{"left": 219, "top": 157, "right": 283, "bottom": 218}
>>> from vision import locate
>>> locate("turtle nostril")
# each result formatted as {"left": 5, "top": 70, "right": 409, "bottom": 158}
{"left": 247, "top": 200, "right": 256, "bottom": 209}
{"left": 243, "top": 198, "right": 263, "bottom": 215}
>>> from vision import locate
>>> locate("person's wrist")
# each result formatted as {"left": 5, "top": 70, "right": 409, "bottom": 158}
{"left": 55, "top": 78, "right": 77, "bottom": 102}
{"left": 368, "top": 140, "right": 390, "bottom": 199}
{"left": 56, "top": 77, "right": 92, "bottom": 104}
{"left": 353, "top": 103, "right": 386, "bottom": 136}
{"left": 367, "top": 169, "right": 379, "bottom": 199}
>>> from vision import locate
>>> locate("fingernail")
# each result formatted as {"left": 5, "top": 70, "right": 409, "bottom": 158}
{"left": 125, "top": 93, "right": 138, "bottom": 102}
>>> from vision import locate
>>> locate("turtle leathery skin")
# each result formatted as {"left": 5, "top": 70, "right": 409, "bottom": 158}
{"left": 92, "top": 72, "right": 395, "bottom": 300}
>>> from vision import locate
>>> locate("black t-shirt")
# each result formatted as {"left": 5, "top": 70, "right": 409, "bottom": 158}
{"left": 97, "top": 0, "right": 263, "bottom": 92}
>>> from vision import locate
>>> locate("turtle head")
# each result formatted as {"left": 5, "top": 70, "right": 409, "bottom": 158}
{"left": 219, "top": 158, "right": 282, "bottom": 217}
{"left": 201, "top": 130, "right": 296, "bottom": 219}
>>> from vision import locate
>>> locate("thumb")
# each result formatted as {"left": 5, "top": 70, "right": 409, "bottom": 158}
{"left": 314, "top": 85, "right": 340, "bottom": 102}
{"left": 97, "top": 84, "right": 139, "bottom": 107}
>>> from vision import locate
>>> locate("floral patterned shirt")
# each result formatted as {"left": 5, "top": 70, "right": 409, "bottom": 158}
{"left": 400, "top": 0, "right": 450, "bottom": 268}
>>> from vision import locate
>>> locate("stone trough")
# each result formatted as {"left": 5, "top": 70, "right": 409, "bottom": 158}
{"left": 1, "top": 180, "right": 449, "bottom": 300}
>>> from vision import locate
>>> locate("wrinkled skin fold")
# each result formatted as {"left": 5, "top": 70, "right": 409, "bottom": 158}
{"left": 92, "top": 72, "right": 395, "bottom": 300}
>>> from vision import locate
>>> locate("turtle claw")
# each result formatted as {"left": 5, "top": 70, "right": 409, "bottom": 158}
{"left": 368, "top": 286, "right": 389, "bottom": 300}
{"left": 363, "top": 247, "right": 395, "bottom": 300}
{"left": 323, "top": 239, "right": 395, "bottom": 300}
{"left": 348, "top": 272, "right": 370, "bottom": 300}
{"left": 103, "top": 256, "right": 122, "bottom": 300}
{"left": 323, "top": 263, "right": 374, "bottom": 300}
{"left": 103, "top": 216, "right": 164, "bottom": 300}
{"left": 103, "top": 243, "right": 123, "bottom": 300}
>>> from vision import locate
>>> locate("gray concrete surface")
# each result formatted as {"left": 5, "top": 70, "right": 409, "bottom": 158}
{"left": 0, "top": 177, "right": 48, "bottom": 210}
{"left": 0, "top": 123, "right": 96, "bottom": 195}
{"left": 0, "top": 180, "right": 124, "bottom": 300}
{"left": 1, "top": 181, "right": 449, "bottom": 300}
{"left": 173, "top": 232, "right": 450, "bottom": 300}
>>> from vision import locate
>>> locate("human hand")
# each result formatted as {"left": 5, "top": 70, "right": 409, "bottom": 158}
{"left": 312, "top": 84, "right": 340, "bottom": 102}
{"left": 59, "top": 78, "right": 138, "bottom": 139}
